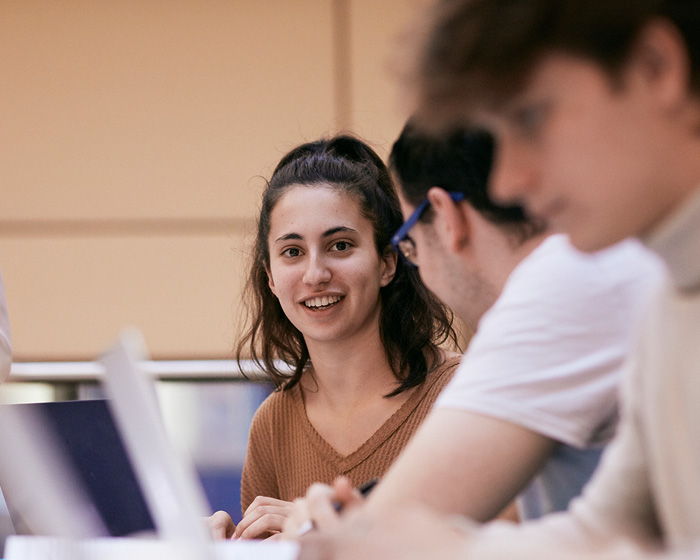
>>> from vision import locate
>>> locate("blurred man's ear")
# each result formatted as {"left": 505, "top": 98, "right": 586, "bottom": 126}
{"left": 427, "top": 187, "right": 472, "bottom": 253}
{"left": 629, "top": 19, "right": 691, "bottom": 111}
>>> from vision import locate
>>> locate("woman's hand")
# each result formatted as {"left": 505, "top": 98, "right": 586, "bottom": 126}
{"left": 235, "top": 496, "right": 296, "bottom": 540}
{"left": 206, "top": 510, "right": 236, "bottom": 539}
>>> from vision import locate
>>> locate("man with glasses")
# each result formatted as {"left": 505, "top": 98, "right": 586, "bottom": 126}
{"left": 287, "top": 123, "right": 662, "bottom": 549}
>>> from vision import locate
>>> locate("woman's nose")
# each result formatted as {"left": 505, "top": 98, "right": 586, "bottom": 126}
{"left": 302, "top": 254, "right": 332, "bottom": 285}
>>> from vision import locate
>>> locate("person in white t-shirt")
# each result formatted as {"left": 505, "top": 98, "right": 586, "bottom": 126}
{"left": 292, "top": 0, "right": 700, "bottom": 558}
{"left": 283, "top": 124, "right": 663, "bottom": 537}
{"left": 431, "top": 233, "right": 658, "bottom": 521}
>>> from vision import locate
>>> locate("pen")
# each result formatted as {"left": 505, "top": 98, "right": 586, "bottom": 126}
{"left": 334, "top": 477, "right": 379, "bottom": 512}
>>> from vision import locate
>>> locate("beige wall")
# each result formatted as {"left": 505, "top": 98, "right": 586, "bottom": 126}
{"left": 0, "top": 0, "right": 423, "bottom": 360}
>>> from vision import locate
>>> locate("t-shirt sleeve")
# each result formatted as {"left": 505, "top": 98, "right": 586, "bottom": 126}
{"left": 448, "top": 349, "right": 660, "bottom": 555}
{"left": 435, "top": 237, "right": 657, "bottom": 449}
{"left": 240, "top": 394, "right": 280, "bottom": 516}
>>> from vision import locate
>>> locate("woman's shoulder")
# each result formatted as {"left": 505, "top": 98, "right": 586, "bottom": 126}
{"left": 425, "top": 351, "right": 461, "bottom": 390}
{"left": 251, "top": 382, "right": 302, "bottom": 423}
{"left": 437, "top": 350, "right": 462, "bottom": 371}
{"left": 440, "top": 350, "right": 461, "bottom": 373}
{"left": 399, "top": 352, "right": 461, "bottom": 420}
{"left": 441, "top": 350, "right": 463, "bottom": 363}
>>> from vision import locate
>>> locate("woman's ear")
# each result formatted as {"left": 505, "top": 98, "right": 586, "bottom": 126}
{"left": 380, "top": 249, "right": 398, "bottom": 287}
{"left": 266, "top": 266, "right": 278, "bottom": 297}
{"left": 426, "top": 187, "right": 471, "bottom": 253}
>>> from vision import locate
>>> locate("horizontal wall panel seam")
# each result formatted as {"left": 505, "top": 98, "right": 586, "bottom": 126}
{"left": 0, "top": 218, "right": 252, "bottom": 237}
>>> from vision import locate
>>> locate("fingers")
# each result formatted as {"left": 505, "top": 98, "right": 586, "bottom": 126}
{"left": 243, "top": 495, "right": 294, "bottom": 518}
{"left": 281, "top": 482, "right": 338, "bottom": 537}
{"left": 236, "top": 497, "right": 295, "bottom": 540}
{"left": 282, "top": 497, "right": 312, "bottom": 536}
{"left": 282, "top": 477, "right": 370, "bottom": 538}
{"left": 241, "top": 478, "right": 372, "bottom": 541}
{"left": 236, "top": 513, "right": 288, "bottom": 540}
{"left": 331, "top": 476, "right": 364, "bottom": 511}
{"left": 207, "top": 510, "right": 236, "bottom": 540}
{"left": 304, "top": 482, "right": 343, "bottom": 531}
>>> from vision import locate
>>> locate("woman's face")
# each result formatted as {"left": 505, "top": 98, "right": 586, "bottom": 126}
{"left": 266, "top": 184, "right": 397, "bottom": 348}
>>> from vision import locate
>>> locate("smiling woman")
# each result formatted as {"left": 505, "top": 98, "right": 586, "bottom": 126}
{"left": 211, "top": 135, "right": 460, "bottom": 540}
{"left": 267, "top": 185, "right": 396, "bottom": 350}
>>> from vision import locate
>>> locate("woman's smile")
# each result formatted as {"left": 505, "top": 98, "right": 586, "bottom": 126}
{"left": 302, "top": 294, "right": 344, "bottom": 310}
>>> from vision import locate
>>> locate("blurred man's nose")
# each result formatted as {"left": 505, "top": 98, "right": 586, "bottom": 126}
{"left": 490, "top": 135, "right": 539, "bottom": 207}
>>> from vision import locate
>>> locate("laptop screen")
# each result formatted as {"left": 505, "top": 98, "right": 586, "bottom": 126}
{"left": 6, "top": 399, "right": 155, "bottom": 537}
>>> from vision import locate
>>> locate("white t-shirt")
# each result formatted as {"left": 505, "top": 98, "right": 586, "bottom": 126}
{"left": 435, "top": 234, "right": 664, "bottom": 519}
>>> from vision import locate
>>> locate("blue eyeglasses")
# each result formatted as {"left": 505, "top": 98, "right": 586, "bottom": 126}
{"left": 391, "top": 191, "right": 465, "bottom": 267}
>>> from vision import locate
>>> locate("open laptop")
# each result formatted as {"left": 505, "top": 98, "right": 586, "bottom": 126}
{"left": 3, "top": 399, "right": 155, "bottom": 538}
{"left": 0, "top": 329, "right": 298, "bottom": 559}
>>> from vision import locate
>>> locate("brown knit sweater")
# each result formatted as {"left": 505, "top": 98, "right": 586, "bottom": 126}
{"left": 240, "top": 355, "right": 460, "bottom": 515}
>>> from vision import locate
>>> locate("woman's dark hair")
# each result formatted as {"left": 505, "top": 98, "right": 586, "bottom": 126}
{"left": 237, "top": 134, "right": 457, "bottom": 396}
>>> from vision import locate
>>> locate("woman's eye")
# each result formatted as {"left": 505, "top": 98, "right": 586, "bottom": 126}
{"left": 282, "top": 247, "right": 301, "bottom": 257}
{"left": 332, "top": 241, "right": 350, "bottom": 252}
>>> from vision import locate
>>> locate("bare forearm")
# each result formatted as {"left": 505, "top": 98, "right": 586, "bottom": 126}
{"left": 366, "top": 409, "right": 553, "bottom": 521}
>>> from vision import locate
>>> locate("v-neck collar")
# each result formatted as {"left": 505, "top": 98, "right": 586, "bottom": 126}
{"left": 290, "top": 357, "right": 458, "bottom": 472}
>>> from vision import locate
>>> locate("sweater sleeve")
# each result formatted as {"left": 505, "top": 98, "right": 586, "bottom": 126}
{"left": 240, "top": 393, "right": 281, "bottom": 516}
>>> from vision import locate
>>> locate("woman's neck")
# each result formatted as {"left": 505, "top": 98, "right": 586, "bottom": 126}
{"left": 302, "top": 329, "right": 399, "bottom": 409}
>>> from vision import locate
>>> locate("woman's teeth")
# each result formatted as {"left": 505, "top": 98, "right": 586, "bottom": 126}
{"left": 304, "top": 295, "right": 341, "bottom": 309}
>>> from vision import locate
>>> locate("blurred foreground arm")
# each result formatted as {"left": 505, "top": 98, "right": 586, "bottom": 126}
{"left": 365, "top": 408, "right": 554, "bottom": 520}
{"left": 283, "top": 408, "right": 546, "bottom": 537}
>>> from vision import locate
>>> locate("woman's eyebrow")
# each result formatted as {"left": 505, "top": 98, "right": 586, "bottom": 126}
{"left": 273, "top": 232, "right": 302, "bottom": 243}
{"left": 274, "top": 226, "right": 357, "bottom": 244}
{"left": 322, "top": 226, "right": 357, "bottom": 238}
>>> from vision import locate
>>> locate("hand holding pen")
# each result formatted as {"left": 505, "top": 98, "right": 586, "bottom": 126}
{"left": 336, "top": 478, "right": 379, "bottom": 511}
{"left": 286, "top": 477, "right": 379, "bottom": 537}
